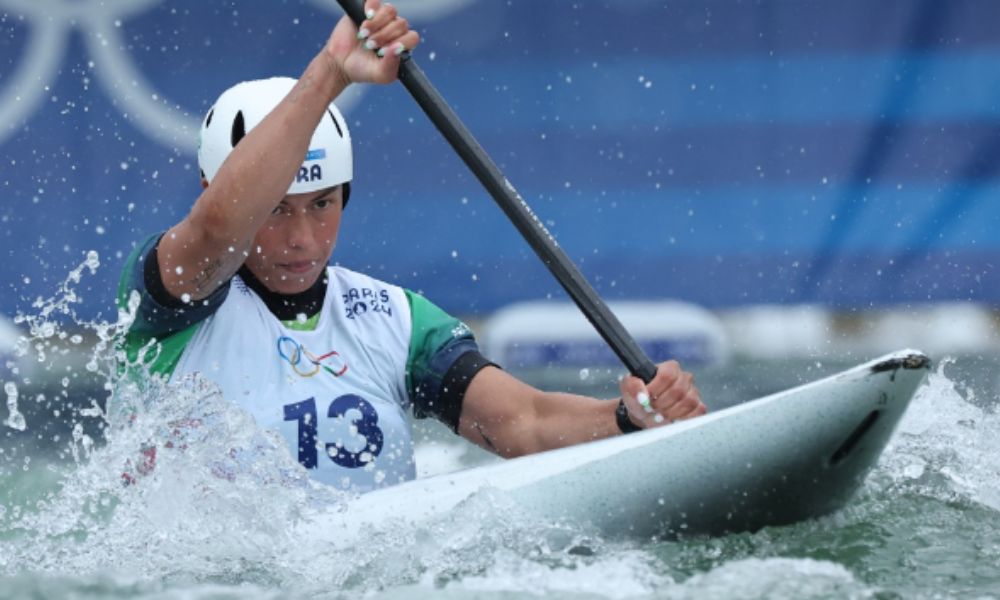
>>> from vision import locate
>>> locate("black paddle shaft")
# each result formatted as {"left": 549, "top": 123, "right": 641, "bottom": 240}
{"left": 335, "top": 0, "right": 658, "bottom": 383}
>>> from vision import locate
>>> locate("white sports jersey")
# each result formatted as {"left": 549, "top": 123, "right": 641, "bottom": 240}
{"left": 171, "top": 267, "right": 415, "bottom": 492}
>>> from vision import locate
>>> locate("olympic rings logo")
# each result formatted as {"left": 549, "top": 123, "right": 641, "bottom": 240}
{"left": 277, "top": 336, "right": 348, "bottom": 379}
{"left": 0, "top": 0, "right": 476, "bottom": 151}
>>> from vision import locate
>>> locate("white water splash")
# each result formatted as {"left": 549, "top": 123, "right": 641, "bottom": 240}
{"left": 431, "top": 549, "right": 671, "bottom": 599}
{"left": 12, "top": 251, "right": 135, "bottom": 388}
{"left": 666, "top": 558, "right": 874, "bottom": 600}
{"left": 878, "top": 357, "right": 1000, "bottom": 510}
{"left": 3, "top": 372, "right": 332, "bottom": 575}
{"left": 3, "top": 357, "right": 624, "bottom": 596}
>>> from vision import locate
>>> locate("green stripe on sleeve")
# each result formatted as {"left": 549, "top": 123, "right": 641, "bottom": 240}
{"left": 116, "top": 238, "right": 198, "bottom": 378}
{"left": 404, "top": 290, "right": 479, "bottom": 419}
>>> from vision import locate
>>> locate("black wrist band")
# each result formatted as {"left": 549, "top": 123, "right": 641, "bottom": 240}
{"left": 615, "top": 398, "right": 643, "bottom": 434}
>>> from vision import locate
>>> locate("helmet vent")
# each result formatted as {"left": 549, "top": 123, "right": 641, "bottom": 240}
{"left": 327, "top": 109, "right": 344, "bottom": 138}
{"left": 231, "top": 110, "right": 246, "bottom": 147}
{"left": 205, "top": 107, "right": 215, "bottom": 128}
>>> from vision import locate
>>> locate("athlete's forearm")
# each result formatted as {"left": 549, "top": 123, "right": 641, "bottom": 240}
{"left": 459, "top": 368, "right": 622, "bottom": 457}
{"left": 158, "top": 52, "right": 350, "bottom": 301}
{"left": 519, "top": 392, "right": 621, "bottom": 454}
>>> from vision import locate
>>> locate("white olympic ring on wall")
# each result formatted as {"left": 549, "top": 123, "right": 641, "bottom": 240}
{"left": 0, "top": 0, "right": 476, "bottom": 152}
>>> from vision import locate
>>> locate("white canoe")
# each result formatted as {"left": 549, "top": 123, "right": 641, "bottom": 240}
{"left": 300, "top": 349, "right": 930, "bottom": 542}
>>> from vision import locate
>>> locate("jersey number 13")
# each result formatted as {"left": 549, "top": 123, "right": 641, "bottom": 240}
{"left": 283, "top": 395, "right": 384, "bottom": 469}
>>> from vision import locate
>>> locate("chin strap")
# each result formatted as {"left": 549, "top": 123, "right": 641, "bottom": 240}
{"left": 341, "top": 182, "right": 351, "bottom": 209}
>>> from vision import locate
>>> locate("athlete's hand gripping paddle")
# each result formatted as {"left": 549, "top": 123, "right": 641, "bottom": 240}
{"left": 335, "top": 0, "right": 658, "bottom": 384}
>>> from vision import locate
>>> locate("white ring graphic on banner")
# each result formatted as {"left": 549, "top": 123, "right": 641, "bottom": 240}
{"left": 0, "top": 13, "right": 67, "bottom": 148}
{"left": 0, "top": 0, "right": 476, "bottom": 152}
{"left": 83, "top": 12, "right": 200, "bottom": 153}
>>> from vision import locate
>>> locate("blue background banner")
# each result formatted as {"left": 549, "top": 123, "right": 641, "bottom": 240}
{"left": 2, "top": 0, "right": 999, "bottom": 320}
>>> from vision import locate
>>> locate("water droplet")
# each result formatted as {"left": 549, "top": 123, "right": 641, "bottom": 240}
{"left": 5, "top": 382, "right": 25, "bottom": 431}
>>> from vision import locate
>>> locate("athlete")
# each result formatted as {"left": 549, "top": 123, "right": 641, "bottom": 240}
{"left": 116, "top": 0, "right": 706, "bottom": 492}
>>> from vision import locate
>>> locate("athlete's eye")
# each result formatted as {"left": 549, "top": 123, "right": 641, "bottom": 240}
{"left": 314, "top": 198, "right": 332, "bottom": 210}
{"left": 272, "top": 204, "right": 291, "bottom": 216}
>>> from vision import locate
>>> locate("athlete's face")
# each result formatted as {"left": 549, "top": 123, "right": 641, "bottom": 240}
{"left": 245, "top": 186, "right": 344, "bottom": 294}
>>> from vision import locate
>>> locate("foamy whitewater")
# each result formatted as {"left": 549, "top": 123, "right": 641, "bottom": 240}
{"left": 2, "top": 256, "right": 1000, "bottom": 599}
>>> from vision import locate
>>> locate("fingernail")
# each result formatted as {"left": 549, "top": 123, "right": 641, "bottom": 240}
{"left": 365, "top": 8, "right": 376, "bottom": 19}
{"left": 653, "top": 414, "right": 665, "bottom": 424}
{"left": 393, "top": 43, "right": 406, "bottom": 56}
{"left": 364, "top": 39, "right": 377, "bottom": 51}
{"left": 357, "top": 27, "right": 370, "bottom": 40}
{"left": 637, "top": 392, "right": 652, "bottom": 411}
{"left": 376, "top": 47, "right": 385, "bottom": 57}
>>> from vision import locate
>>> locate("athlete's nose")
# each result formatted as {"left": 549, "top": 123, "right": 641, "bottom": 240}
{"left": 285, "top": 213, "right": 315, "bottom": 250}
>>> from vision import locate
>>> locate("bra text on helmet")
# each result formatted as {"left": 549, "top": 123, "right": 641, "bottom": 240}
{"left": 297, "top": 164, "right": 322, "bottom": 183}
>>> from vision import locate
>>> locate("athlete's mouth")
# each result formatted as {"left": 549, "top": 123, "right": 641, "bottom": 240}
{"left": 279, "top": 260, "right": 317, "bottom": 275}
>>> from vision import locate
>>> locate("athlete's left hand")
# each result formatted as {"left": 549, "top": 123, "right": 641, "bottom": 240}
{"left": 618, "top": 360, "right": 706, "bottom": 429}
{"left": 325, "top": 0, "right": 421, "bottom": 85}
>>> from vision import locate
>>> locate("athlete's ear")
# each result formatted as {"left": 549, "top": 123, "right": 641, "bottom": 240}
{"left": 200, "top": 178, "right": 209, "bottom": 190}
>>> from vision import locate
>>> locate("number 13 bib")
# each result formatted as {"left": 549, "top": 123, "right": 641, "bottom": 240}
{"left": 171, "top": 267, "right": 416, "bottom": 493}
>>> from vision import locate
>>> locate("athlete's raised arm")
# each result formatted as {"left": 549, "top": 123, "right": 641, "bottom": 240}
{"left": 156, "top": 0, "right": 419, "bottom": 302}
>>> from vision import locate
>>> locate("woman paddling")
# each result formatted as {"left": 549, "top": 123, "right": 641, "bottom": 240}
{"left": 115, "top": 0, "right": 706, "bottom": 492}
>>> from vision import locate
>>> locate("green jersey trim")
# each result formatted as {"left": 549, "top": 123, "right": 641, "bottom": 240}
{"left": 283, "top": 312, "right": 321, "bottom": 331}
{"left": 116, "top": 240, "right": 202, "bottom": 377}
{"left": 404, "top": 290, "right": 478, "bottom": 424}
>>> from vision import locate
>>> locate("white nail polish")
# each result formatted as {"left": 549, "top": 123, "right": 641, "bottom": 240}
{"left": 637, "top": 391, "right": 651, "bottom": 409}
{"left": 394, "top": 43, "right": 406, "bottom": 56}
{"left": 653, "top": 414, "right": 665, "bottom": 424}
{"left": 365, "top": 8, "right": 376, "bottom": 18}
{"left": 364, "top": 39, "right": 377, "bottom": 50}
{"left": 357, "top": 27, "right": 370, "bottom": 39}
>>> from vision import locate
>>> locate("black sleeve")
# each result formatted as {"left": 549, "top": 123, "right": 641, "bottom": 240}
{"left": 413, "top": 350, "right": 498, "bottom": 433}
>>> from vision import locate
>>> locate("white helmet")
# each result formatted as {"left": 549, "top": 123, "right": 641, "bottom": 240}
{"left": 197, "top": 77, "right": 352, "bottom": 199}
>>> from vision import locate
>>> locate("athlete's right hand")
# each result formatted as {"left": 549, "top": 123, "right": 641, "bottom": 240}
{"left": 325, "top": 0, "right": 421, "bottom": 85}
{"left": 619, "top": 360, "right": 706, "bottom": 430}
